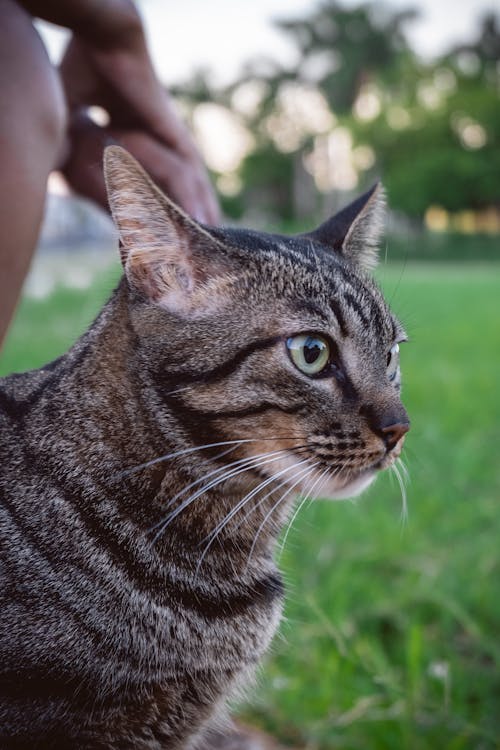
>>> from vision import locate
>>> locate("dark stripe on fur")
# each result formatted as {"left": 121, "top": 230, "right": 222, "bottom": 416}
{"left": 158, "top": 335, "right": 282, "bottom": 387}
{"left": 343, "top": 292, "right": 371, "bottom": 330}
{"left": 19, "top": 463, "right": 283, "bottom": 620}
{"left": 334, "top": 366, "right": 358, "bottom": 401}
{"left": 0, "top": 668, "right": 95, "bottom": 703}
{"left": 0, "top": 389, "right": 22, "bottom": 421}
{"left": 184, "top": 401, "right": 306, "bottom": 420}
{"left": 0, "top": 489, "right": 106, "bottom": 648}
{"left": 328, "top": 298, "right": 348, "bottom": 336}
{"left": 0, "top": 346, "right": 90, "bottom": 421}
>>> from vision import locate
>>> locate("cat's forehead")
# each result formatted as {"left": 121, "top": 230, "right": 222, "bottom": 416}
{"left": 208, "top": 225, "right": 401, "bottom": 342}
{"left": 208, "top": 224, "right": 348, "bottom": 285}
{"left": 208, "top": 226, "right": 317, "bottom": 260}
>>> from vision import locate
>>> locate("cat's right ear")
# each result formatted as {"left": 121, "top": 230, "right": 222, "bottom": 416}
{"left": 304, "top": 183, "right": 385, "bottom": 271}
{"left": 103, "top": 146, "right": 229, "bottom": 316}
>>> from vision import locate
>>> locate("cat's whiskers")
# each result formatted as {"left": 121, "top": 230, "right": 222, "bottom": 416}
{"left": 150, "top": 446, "right": 310, "bottom": 545}
{"left": 158, "top": 444, "right": 308, "bottom": 520}
{"left": 279, "top": 464, "right": 332, "bottom": 557}
{"left": 278, "top": 456, "right": 356, "bottom": 559}
{"left": 392, "top": 458, "right": 409, "bottom": 525}
{"left": 114, "top": 436, "right": 303, "bottom": 480}
{"left": 163, "top": 385, "right": 195, "bottom": 397}
{"left": 195, "top": 457, "right": 314, "bottom": 572}
{"left": 234, "top": 461, "right": 315, "bottom": 532}
{"left": 200, "top": 458, "right": 313, "bottom": 543}
{"left": 396, "top": 456, "right": 410, "bottom": 484}
{"left": 114, "top": 439, "right": 261, "bottom": 480}
{"left": 244, "top": 461, "right": 322, "bottom": 572}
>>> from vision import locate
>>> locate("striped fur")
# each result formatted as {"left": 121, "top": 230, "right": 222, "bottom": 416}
{"left": 0, "top": 147, "right": 409, "bottom": 748}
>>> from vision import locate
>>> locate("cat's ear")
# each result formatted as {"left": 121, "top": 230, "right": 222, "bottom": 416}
{"left": 103, "top": 145, "right": 228, "bottom": 316}
{"left": 305, "top": 183, "right": 385, "bottom": 271}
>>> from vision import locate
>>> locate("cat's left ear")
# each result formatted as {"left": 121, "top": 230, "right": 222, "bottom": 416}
{"left": 305, "top": 183, "right": 385, "bottom": 271}
{"left": 103, "top": 145, "right": 230, "bottom": 317}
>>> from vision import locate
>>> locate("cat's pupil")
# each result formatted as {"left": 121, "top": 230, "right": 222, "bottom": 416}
{"left": 304, "top": 338, "right": 323, "bottom": 364}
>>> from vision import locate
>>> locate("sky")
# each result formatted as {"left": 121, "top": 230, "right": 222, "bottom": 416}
{"left": 38, "top": 0, "right": 497, "bottom": 86}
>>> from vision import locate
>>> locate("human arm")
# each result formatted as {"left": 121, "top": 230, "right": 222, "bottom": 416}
{"left": 18, "top": 0, "right": 220, "bottom": 223}
{"left": 18, "top": 0, "right": 144, "bottom": 48}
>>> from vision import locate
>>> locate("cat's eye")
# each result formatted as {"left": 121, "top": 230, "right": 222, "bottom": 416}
{"left": 387, "top": 343, "right": 400, "bottom": 381}
{"left": 286, "top": 334, "right": 330, "bottom": 376}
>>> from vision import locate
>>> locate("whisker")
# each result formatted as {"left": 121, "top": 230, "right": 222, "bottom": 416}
{"left": 114, "top": 435, "right": 306, "bottom": 480}
{"left": 150, "top": 450, "right": 288, "bottom": 539}
{"left": 278, "top": 461, "right": 342, "bottom": 568}
{"left": 392, "top": 461, "right": 408, "bottom": 526}
{"left": 156, "top": 444, "right": 308, "bottom": 523}
{"left": 203, "top": 457, "right": 316, "bottom": 542}
{"left": 150, "top": 447, "right": 309, "bottom": 545}
{"left": 245, "top": 462, "right": 320, "bottom": 572}
{"left": 114, "top": 439, "right": 262, "bottom": 480}
{"left": 279, "top": 465, "right": 331, "bottom": 556}
{"left": 308, "top": 472, "right": 330, "bottom": 508}
{"left": 302, "top": 464, "right": 336, "bottom": 525}
{"left": 196, "top": 457, "right": 313, "bottom": 570}
{"left": 235, "top": 461, "right": 314, "bottom": 531}
{"left": 163, "top": 385, "right": 196, "bottom": 397}
{"left": 396, "top": 456, "right": 410, "bottom": 484}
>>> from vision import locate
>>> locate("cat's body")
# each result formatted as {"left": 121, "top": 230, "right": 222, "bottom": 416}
{"left": 0, "top": 284, "right": 283, "bottom": 748}
{"left": 0, "top": 147, "right": 409, "bottom": 748}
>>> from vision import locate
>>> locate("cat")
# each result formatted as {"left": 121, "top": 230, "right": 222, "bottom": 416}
{"left": 0, "top": 145, "right": 409, "bottom": 749}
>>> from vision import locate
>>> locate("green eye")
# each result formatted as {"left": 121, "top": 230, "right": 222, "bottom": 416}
{"left": 287, "top": 334, "right": 330, "bottom": 376}
{"left": 387, "top": 343, "right": 400, "bottom": 381}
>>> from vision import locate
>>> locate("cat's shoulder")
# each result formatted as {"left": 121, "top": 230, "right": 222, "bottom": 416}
{"left": 0, "top": 355, "right": 64, "bottom": 422}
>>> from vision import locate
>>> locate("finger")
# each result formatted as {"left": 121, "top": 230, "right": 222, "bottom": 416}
{"left": 194, "top": 174, "right": 221, "bottom": 226}
{"left": 60, "top": 112, "right": 111, "bottom": 210}
{"left": 114, "top": 131, "right": 220, "bottom": 225}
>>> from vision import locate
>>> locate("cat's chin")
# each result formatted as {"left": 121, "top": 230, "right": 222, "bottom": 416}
{"left": 320, "top": 470, "right": 377, "bottom": 500}
{"left": 279, "top": 461, "right": 378, "bottom": 502}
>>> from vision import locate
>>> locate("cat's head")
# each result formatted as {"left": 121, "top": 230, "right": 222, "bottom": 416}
{"left": 104, "top": 146, "right": 409, "bottom": 501}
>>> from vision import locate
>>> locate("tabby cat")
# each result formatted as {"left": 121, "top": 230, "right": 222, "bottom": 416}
{"left": 0, "top": 146, "right": 409, "bottom": 749}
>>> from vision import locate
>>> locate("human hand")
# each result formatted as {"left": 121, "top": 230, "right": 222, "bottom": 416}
{"left": 59, "top": 33, "right": 219, "bottom": 224}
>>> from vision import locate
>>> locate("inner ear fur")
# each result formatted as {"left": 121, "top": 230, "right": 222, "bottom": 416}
{"left": 103, "top": 145, "right": 229, "bottom": 313}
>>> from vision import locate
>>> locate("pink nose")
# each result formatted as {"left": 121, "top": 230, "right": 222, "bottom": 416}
{"left": 381, "top": 422, "right": 410, "bottom": 451}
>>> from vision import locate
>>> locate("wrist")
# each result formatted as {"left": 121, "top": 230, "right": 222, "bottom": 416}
{"left": 74, "top": 2, "right": 145, "bottom": 52}
{"left": 21, "top": 0, "right": 145, "bottom": 51}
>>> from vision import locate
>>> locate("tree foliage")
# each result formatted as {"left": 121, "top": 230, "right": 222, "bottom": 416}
{"left": 179, "top": 3, "right": 500, "bottom": 222}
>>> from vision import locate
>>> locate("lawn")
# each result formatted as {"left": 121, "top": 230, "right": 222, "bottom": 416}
{"left": 1, "top": 257, "right": 499, "bottom": 749}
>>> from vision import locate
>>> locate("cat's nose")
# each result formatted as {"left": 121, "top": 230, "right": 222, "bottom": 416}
{"left": 380, "top": 422, "right": 410, "bottom": 451}
{"left": 359, "top": 403, "right": 410, "bottom": 450}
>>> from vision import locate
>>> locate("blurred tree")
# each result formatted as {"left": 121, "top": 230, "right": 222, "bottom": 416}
{"left": 175, "top": 3, "right": 500, "bottom": 223}
{"left": 274, "top": 1, "right": 417, "bottom": 113}
{"left": 353, "top": 12, "right": 500, "bottom": 216}
{"left": 451, "top": 11, "right": 500, "bottom": 74}
{"left": 231, "top": 1, "right": 421, "bottom": 220}
{"left": 170, "top": 67, "right": 218, "bottom": 105}
{"left": 239, "top": 144, "right": 296, "bottom": 220}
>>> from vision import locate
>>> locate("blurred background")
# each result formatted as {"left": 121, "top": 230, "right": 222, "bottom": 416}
{"left": 1, "top": 1, "right": 499, "bottom": 748}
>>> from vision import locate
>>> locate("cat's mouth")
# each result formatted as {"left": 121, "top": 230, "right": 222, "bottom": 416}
{"left": 245, "top": 434, "right": 406, "bottom": 504}
{"left": 272, "top": 436, "right": 406, "bottom": 501}
{"left": 373, "top": 434, "right": 406, "bottom": 470}
{"left": 326, "top": 436, "right": 406, "bottom": 497}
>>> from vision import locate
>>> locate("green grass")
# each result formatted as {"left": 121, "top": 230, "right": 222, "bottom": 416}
{"left": 385, "top": 231, "right": 500, "bottom": 263}
{"left": 1, "top": 260, "right": 499, "bottom": 749}
{"left": 0, "top": 259, "right": 121, "bottom": 376}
